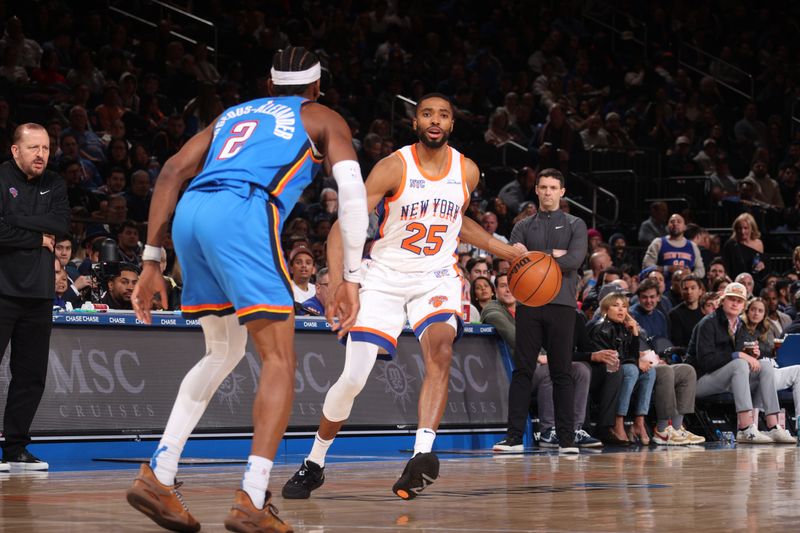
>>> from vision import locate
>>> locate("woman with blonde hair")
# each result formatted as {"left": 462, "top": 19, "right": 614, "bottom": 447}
{"left": 723, "top": 213, "right": 766, "bottom": 279}
{"left": 589, "top": 292, "right": 656, "bottom": 445}
{"left": 741, "top": 297, "right": 775, "bottom": 358}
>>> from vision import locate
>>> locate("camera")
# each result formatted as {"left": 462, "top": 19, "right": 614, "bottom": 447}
{"left": 90, "top": 238, "right": 140, "bottom": 301}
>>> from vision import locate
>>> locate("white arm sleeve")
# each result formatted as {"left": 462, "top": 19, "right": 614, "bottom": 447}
{"left": 332, "top": 160, "right": 369, "bottom": 282}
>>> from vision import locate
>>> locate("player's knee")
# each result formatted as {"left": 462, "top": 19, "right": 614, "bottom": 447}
{"left": 337, "top": 371, "right": 370, "bottom": 396}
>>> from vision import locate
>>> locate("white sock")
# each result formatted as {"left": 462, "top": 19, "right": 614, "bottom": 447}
{"left": 307, "top": 432, "right": 334, "bottom": 467}
{"left": 413, "top": 428, "right": 436, "bottom": 455}
{"left": 242, "top": 455, "right": 273, "bottom": 509}
{"left": 151, "top": 435, "right": 182, "bottom": 486}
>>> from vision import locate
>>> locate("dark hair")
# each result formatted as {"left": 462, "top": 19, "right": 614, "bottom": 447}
{"left": 56, "top": 233, "right": 74, "bottom": 245}
{"left": 415, "top": 93, "right": 454, "bottom": 114}
{"left": 118, "top": 220, "right": 140, "bottom": 234}
{"left": 680, "top": 274, "right": 702, "bottom": 289}
{"left": 684, "top": 223, "right": 706, "bottom": 240}
{"left": 59, "top": 157, "right": 80, "bottom": 173}
{"left": 469, "top": 276, "right": 495, "bottom": 312}
{"left": 597, "top": 267, "right": 624, "bottom": 288}
{"left": 492, "top": 256, "right": 508, "bottom": 272}
{"left": 494, "top": 273, "right": 508, "bottom": 288}
{"left": 270, "top": 46, "right": 320, "bottom": 95}
{"left": 637, "top": 278, "right": 661, "bottom": 295}
{"left": 535, "top": 167, "right": 565, "bottom": 187}
{"left": 759, "top": 286, "right": 777, "bottom": 298}
{"left": 709, "top": 257, "right": 726, "bottom": 269}
{"left": 466, "top": 257, "right": 490, "bottom": 274}
{"left": 117, "top": 263, "right": 141, "bottom": 276}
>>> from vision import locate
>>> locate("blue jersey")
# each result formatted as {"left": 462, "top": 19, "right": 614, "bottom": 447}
{"left": 188, "top": 96, "right": 322, "bottom": 220}
{"left": 657, "top": 236, "right": 695, "bottom": 282}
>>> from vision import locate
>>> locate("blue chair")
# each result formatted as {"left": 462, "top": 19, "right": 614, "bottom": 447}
{"left": 777, "top": 334, "right": 800, "bottom": 368}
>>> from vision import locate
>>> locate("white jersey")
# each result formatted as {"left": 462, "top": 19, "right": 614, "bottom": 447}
{"left": 368, "top": 144, "right": 469, "bottom": 274}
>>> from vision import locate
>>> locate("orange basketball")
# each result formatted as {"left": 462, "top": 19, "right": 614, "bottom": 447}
{"left": 507, "top": 251, "right": 562, "bottom": 307}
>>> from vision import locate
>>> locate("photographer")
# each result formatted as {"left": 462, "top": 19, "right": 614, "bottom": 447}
{"left": 98, "top": 263, "right": 140, "bottom": 310}
{"left": 0, "top": 124, "right": 70, "bottom": 470}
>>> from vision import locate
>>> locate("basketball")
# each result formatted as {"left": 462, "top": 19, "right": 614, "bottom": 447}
{"left": 507, "top": 251, "right": 562, "bottom": 306}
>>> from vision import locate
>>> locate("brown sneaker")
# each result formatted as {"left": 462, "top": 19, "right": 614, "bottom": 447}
{"left": 224, "top": 490, "right": 293, "bottom": 533}
{"left": 125, "top": 463, "right": 201, "bottom": 532}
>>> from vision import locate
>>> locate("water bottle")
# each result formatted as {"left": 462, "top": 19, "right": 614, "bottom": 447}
{"left": 752, "top": 253, "right": 761, "bottom": 272}
{"left": 722, "top": 431, "right": 735, "bottom": 446}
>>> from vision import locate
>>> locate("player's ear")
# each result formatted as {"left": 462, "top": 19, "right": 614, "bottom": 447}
{"left": 310, "top": 79, "right": 322, "bottom": 101}
{"left": 412, "top": 118, "right": 417, "bottom": 130}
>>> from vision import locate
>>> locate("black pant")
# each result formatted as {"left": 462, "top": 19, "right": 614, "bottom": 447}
{"left": 589, "top": 362, "right": 623, "bottom": 428}
{"left": 0, "top": 295, "right": 52, "bottom": 456}
{"left": 509, "top": 304, "right": 575, "bottom": 446}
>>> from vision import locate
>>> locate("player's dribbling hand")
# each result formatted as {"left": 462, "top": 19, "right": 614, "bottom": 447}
{"left": 132, "top": 262, "right": 168, "bottom": 324}
{"left": 326, "top": 280, "right": 360, "bottom": 339}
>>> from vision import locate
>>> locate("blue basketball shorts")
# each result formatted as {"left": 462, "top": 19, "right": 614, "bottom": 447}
{"left": 172, "top": 186, "right": 293, "bottom": 324}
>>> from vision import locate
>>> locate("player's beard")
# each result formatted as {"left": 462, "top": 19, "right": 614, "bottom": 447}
{"left": 416, "top": 125, "right": 449, "bottom": 149}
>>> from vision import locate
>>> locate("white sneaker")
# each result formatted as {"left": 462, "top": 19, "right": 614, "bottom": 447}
{"left": 765, "top": 425, "right": 795, "bottom": 444}
{"left": 735, "top": 424, "right": 773, "bottom": 444}
{"left": 0, "top": 460, "right": 8, "bottom": 472}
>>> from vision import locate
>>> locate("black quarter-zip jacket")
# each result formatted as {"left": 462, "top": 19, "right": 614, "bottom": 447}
{"left": 509, "top": 209, "right": 588, "bottom": 308}
{"left": 0, "top": 160, "right": 70, "bottom": 299}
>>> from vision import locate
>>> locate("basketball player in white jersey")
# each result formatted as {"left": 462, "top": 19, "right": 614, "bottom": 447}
{"left": 282, "top": 93, "right": 520, "bottom": 501}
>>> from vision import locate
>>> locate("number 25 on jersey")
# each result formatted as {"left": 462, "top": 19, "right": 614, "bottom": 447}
{"left": 401, "top": 223, "right": 447, "bottom": 256}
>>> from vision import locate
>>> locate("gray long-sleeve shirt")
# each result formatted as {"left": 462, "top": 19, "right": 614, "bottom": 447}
{"left": 509, "top": 209, "right": 587, "bottom": 308}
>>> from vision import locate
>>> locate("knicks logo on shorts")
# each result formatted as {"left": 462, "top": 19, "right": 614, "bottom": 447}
{"left": 428, "top": 295, "right": 448, "bottom": 308}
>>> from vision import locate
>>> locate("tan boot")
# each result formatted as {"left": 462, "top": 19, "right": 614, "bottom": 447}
{"left": 126, "top": 463, "right": 201, "bottom": 532}
{"left": 224, "top": 490, "right": 293, "bottom": 533}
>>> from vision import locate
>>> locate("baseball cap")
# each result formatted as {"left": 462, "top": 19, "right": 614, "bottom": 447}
{"left": 289, "top": 246, "right": 313, "bottom": 263}
{"left": 722, "top": 282, "right": 747, "bottom": 301}
{"left": 598, "top": 282, "right": 631, "bottom": 302}
{"left": 703, "top": 138, "right": 716, "bottom": 147}
{"left": 675, "top": 136, "right": 691, "bottom": 146}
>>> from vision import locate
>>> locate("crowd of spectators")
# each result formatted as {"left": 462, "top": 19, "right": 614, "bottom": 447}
{"left": 5, "top": 1, "right": 800, "bottom": 442}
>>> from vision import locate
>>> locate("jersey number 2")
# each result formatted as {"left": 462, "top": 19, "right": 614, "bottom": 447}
{"left": 217, "top": 120, "right": 259, "bottom": 159}
{"left": 401, "top": 223, "right": 447, "bottom": 255}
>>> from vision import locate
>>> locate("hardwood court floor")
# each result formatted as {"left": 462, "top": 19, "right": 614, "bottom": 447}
{"left": 1, "top": 445, "right": 799, "bottom": 532}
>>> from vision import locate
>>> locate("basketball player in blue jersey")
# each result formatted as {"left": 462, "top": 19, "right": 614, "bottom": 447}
{"left": 281, "top": 93, "right": 521, "bottom": 501}
{"left": 125, "top": 47, "right": 368, "bottom": 533}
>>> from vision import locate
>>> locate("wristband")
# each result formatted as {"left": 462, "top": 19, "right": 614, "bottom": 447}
{"left": 142, "top": 244, "right": 164, "bottom": 263}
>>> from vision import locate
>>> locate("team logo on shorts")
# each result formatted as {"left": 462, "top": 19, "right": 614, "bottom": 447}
{"left": 428, "top": 295, "right": 448, "bottom": 308}
{"left": 8, "top": 187, "right": 18, "bottom": 198}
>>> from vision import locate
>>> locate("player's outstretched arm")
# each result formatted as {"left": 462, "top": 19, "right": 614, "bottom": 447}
{"left": 458, "top": 157, "right": 523, "bottom": 261}
{"left": 132, "top": 124, "right": 214, "bottom": 324}
{"left": 324, "top": 154, "right": 403, "bottom": 337}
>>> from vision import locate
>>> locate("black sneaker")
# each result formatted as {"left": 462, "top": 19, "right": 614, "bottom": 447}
{"left": 281, "top": 459, "right": 325, "bottom": 499}
{"left": 392, "top": 452, "right": 439, "bottom": 500}
{"left": 492, "top": 435, "right": 524, "bottom": 452}
{"left": 3, "top": 449, "right": 48, "bottom": 471}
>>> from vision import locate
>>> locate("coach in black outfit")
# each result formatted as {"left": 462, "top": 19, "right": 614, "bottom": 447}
{"left": 494, "top": 168, "right": 587, "bottom": 452}
{"left": 0, "top": 124, "right": 70, "bottom": 471}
